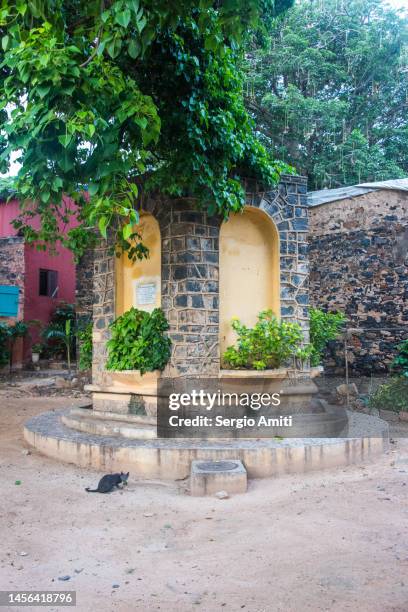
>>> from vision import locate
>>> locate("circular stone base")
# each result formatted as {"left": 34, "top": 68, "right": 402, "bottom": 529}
{"left": 24, "top": 409, "right": 389, "bottom": 480}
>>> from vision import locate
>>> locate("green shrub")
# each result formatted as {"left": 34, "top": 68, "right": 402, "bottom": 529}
{"left": 42, "top": 302, "right": 76, "bottom": 358}
{"left": 0, "top": 322, "right": 11, "bottom": 368}
{"left": 77, "top": 323, "right": 93, "bottom": 371}
{"left": 43, "top": 319, "right": 74, "bottom": 371}
{"left": 222, "top": 310, "right": 304, "bottom": 370}
{"left": 309, "top": 308, "right": 347, "bottom": 367}
{"left": 392, "top": 340, "right": 408, "bottom": 377}
{"left": 0, "top": 321, "right": 30, "bottom": 369}
{"left": 106, "top": 308, "right": 171, "bottom": 374}
{"left": 368, "top": 377, "right": 408, "bottom": 413}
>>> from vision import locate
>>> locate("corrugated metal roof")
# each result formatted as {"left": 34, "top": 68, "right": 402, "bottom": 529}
{"left": 308, "top": 177, "right": 408, "bottom": 207}
{"left": 357, "top": 178, "right": 408, "bottom": 191}
{"left": 307, "top": 186, "right": 374, "bottom": 207}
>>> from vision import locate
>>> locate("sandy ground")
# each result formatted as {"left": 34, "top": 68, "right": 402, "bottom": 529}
{"left": 1, "top": 397, "right": 408, "bottom": 612}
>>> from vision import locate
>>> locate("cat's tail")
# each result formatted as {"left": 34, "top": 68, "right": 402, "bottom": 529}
{"left": 85, "top": 487, "right": 99, "bottom": 493}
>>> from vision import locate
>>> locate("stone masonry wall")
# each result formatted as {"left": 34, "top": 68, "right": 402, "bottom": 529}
{"left": 75, "top": 245, "right": 96, "bottom": 366}
{"left": 76, "top": 246, "right": 95, "bottom": 326}
{"left": 309, "top": 189, "right": 408, "bottom": 375}
{"left": 0, "top": 236, "right": 25, "bottom": 320}
{"left": 91, "top": 174, "right": 310, "bottom": 382}
{"left": 91, "top": 238, "right": 115, "bottom": 386}
{"left": 245, "top": 175, "right": 309, "bottom": 338}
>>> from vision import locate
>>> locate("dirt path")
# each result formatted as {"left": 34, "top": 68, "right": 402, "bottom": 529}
{"left": 1, "top": 397, "right": 407, "bottom": 612}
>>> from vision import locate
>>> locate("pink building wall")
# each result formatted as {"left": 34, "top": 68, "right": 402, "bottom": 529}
{"left": 0, "top": 198, "right": 77, "bottom": 363}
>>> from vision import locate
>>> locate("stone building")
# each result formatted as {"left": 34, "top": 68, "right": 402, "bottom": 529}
{"left": 75, "top": 174, "right": 311, "bottom": 409}
{"left": 308, "top": 179, "right": 408, "bottom": 376}
{"left": 0, "top": 187, "right": 77, "bottom": 365}
{"left": 26, "top": 174, "right": 390, "bottom": 478}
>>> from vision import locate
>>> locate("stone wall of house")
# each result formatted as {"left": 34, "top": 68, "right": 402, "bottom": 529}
{"left": 0, "top": 236, "right": 25, "bottom": 320}
{"left": 309, "top": 189, "right": 408, "bottom": 375}
{"left": 75, "top": 245, "right": 96, "bottom": 367}
{"left": 76, "top": 246, "right": 95, "bottom": 326}
{"left": 91, "top": 238, "right": 115, "bottom": 386}
{"left": 90, "top": 174, "right": 310, "bottom": 382}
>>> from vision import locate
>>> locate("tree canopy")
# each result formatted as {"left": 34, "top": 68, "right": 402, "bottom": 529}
{"left": 245, "top": 0, "right": 408, "bottom": 190}
{"left": 0, "top": 0, "right": 292, "bottom": 257}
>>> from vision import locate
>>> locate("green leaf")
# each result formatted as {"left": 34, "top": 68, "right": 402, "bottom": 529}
{"left": 36, "top": 84, "right": 51, "bottom": 99}
{"left": 122, "top": 223, "right": 133, "bottom": 240}
{"left": 58, "top": 135, "right": 72, "bottom": 148}
{"left": 40, "top": 190, "right": 50, "bottom": 203}
{"left": 52, "top": 176, "right": 63, "bottom": 190}
{"left": 115, "top": 10, "right": 131, "bottom": 28}
{"left": 107, "top": 38, "right": 122, "bottom": 59}
{"left": 1, "top": 35, "right": 9, "bottom": 51}
{"left": 88, "top": 183, "right": 99, "bottom": 196}
{"left": 128, "top": 39, "right": 141, "bottom": 59}
{"left": 129, "top": 183, "right": 138, "bottom": 197}
{"left": 98, "top": 216, "right": 108, "bottom": 239}
{"left": 135, "top": 117, "right": 148, "bottom": 130}
{"left": 136, "top": 15, "right": 147, "bottom": 33}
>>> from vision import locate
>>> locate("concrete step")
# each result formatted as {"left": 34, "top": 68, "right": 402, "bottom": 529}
{"left": 69, "top": 406, "right": 156, "bottom": 426}
{"left": 62, "top": 411, "right": 156, "bottom": 440}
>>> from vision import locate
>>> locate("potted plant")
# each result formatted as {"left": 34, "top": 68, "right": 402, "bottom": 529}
{"left": 31, "top": 343, "right": 43, "bottom": 364}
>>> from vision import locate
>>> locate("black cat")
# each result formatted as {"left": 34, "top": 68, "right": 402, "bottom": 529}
{"left": 85, "top": 472, "right": 129, "bottom": 493}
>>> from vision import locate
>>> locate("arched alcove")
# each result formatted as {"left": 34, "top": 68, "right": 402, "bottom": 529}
{"left": 115, "top": 213, "right": 161, "bottom": 316}
{"left": 219, "top": 206, "right": 280, "bottom": 359}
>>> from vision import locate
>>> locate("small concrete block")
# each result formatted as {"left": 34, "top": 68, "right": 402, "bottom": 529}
{"left": 190, "top": 459, "right": 247, "bottom": 496}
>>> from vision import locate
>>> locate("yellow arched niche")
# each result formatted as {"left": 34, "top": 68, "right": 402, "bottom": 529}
{"left": 115, "top": 213, "right": 161, "bottom": 316}
{"left": 219, "top": 206, "right": 280, "bottom": 359}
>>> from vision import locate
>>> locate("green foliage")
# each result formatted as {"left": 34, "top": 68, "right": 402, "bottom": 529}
{"left": 0, "top": 0, "right": 292, "bottom": 258}
{"left": 0, "top": 322, "right": 11, "bottom": 367}
{"left": 369, "top": 377, "right": 408, "bottom": 413}
{"left": 31, "top": 342, "right": 44, "bottom": 354}
{"left": 49, "top": 302, "right": 75, "bottom": 326}
{"left": 246, "top": 0, "right": 408, "bottom": 189}
{"left": 42, "top": 318, "right": 74, "bottom": 370}
{"left": 106, "top": 307, "right": 171, "bottom": 374}
{"left": 309, "top": 308, "right": 347, "bottom": 367}
{"left": 0, "top": 176, "right": 15, "bottom": 198}
{"left": 0, "top": 320, "right": 29, "bottom": 368}
{"left": 392, "top": 340, "right": 408, "bottom": 377}
{"left": 42, "top": 302, "right": 75, "bottom": 359}
{"left": 223, "top": 309, "right": 304, "bottom": 370}
{"left": 9, "top": 320, "right": 29, "bottom": 338}
{"left": 77, "top": 322, "right": 93, "bottom": 371}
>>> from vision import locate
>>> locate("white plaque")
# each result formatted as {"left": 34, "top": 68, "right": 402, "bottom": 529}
{"left": 136, "top": 282, "right": 156, "bottom": 306}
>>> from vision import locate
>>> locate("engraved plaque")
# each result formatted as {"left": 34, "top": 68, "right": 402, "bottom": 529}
{"left": 136, "top": 282, "right": 156, "bottom": 306}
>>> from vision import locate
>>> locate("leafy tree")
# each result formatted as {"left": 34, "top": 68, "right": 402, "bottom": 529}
{"left": 245, "top": 0, "right": 408, "bottom": 190}
{"left": 0, "top": 0, "right": 292, "bottom": 258}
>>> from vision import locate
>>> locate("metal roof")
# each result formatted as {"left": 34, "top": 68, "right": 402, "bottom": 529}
{"left": 308, "top": 178, "right": 408, "bottom": 207}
